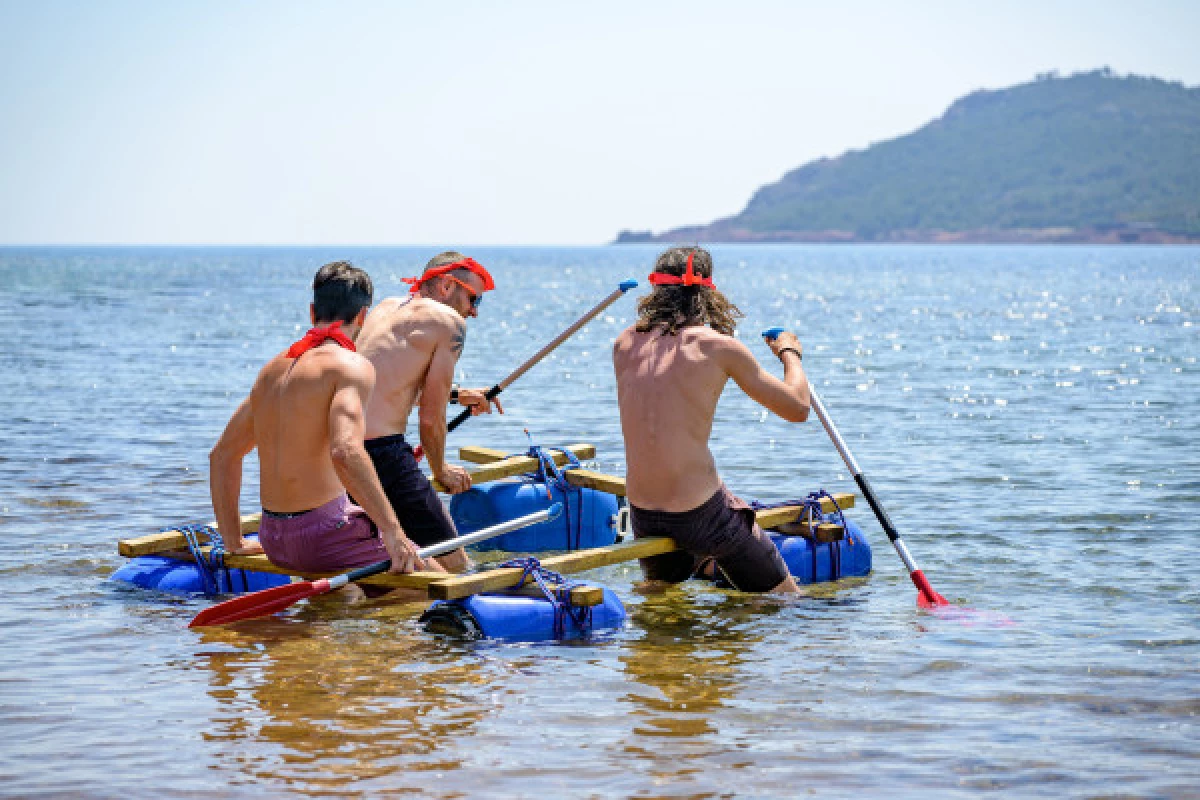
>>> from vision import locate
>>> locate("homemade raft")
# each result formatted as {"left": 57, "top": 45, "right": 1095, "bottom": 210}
{"left": 113, "top": 443, "right": 868, "bottom": 640}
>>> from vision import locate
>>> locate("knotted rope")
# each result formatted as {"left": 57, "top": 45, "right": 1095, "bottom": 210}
{"left": 177, "top": 524, "right": 238, "bottom": 596}
{"left": 750, "top": 490, "right": 849, "bottom": 580}
{"left": 497, "top": 556, "right": 594, "bottom": 639}
{"left": 522, "top": 430, "right": 585, "bottom": 550}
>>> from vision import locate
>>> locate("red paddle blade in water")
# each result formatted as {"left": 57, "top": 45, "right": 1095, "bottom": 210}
{"left": 910, "top": 569, "right": 950, "bottom": 608}
{"left": 187, "top": 579, "right": 327, "bottom": 628}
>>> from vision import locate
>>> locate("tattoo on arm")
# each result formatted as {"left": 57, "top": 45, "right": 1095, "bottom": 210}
{"left": 449, "top": 320, "right": 467, "bottom": 357}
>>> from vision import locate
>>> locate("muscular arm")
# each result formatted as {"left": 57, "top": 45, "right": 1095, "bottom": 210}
{"left": 327, "top": 359, "right": 423, "bottom": 573}
{"left": 209, "top": 397, "right": 263, "bottom": 554}
{"left": 719, "top": 335, "right": 811, "bottom": 423}
{"left": 418, "top": 315, "right": 465, "bottom": 484}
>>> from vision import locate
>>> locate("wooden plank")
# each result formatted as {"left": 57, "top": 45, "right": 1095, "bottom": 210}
{"left": 118, "top": 514, "right": 261, "bottom": 558}
{"left": 432, "top": 443, "right": 597, "bottom": 492}
{"left": 157, "top": 548, "right": 448, "bottom": 590}
{"left": 564, "top": 469, "right": 628, "bottom": 497}
{"left": 504, "top": 584, "right": 606, "bottom": 607}
{"left": 428, "top": 537, "right": 679, "bottom": 600}
{"left": 753, "top": 493, "right": 856, "bottom": 529}
{"left": 459, "top": 443, "right": 596, "bottom": 465}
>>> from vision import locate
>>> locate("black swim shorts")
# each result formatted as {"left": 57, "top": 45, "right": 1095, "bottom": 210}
{"left": 363, "top": 434, "right": 459, "bottom": 548}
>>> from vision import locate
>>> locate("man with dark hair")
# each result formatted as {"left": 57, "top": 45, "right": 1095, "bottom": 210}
{"left": 355, "top": 251, "right": 501, "bottom": 573}
{"left": 613, "top": 246, "right": 811, "bottom": 593}
{"left": 209, "top": 260, "right": 436, "bottom": 580}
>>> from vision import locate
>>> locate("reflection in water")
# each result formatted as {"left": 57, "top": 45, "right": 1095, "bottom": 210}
{"left": 191, "top": 602, "right": 495, "bottom": 794}
{"left": 620, "top": 589, "right": 783, "bottom": 738}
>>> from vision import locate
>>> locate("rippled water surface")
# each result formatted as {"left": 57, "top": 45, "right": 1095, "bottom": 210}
{"left": 1, "top": 246, "right": 1197, "bottom": 798}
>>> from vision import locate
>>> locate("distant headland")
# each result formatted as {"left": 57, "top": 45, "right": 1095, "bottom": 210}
{"left": 616, "top": 69, "right": 1200, "bottom": 244}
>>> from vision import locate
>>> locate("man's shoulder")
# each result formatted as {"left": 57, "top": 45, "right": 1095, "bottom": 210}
{"left": 683, "top": 325, "right": 739, "bottom": 349}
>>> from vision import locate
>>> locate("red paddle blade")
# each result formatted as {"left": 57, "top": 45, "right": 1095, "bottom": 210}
{"left": 188, "top": 579, "right": 326, "bottom": 628}
{"left": 910, "top": 569, "right": 950, "bottom": 608}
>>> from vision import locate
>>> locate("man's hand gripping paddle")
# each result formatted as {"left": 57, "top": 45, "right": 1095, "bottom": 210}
{"left": 188, "top": 503, "right": 563, "bottom": 628}
{"left": 763, "top": 327, "right": 949, "bottom": 609}
{"left": 414, "top": 280, "right": 639, "bottom": 460}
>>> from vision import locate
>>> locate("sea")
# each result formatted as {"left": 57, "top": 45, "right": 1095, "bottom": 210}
{"left": 0, "top": 245, "right": 1196, "bottom": 798}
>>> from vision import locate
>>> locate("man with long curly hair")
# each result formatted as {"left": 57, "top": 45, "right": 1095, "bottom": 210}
{"left": 613, "top": 246, "right": 811, "bottom": 593}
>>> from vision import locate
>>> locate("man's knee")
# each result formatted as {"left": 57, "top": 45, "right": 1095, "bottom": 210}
{"left": 435, "top": 548, "right": 471, "bottom": 573}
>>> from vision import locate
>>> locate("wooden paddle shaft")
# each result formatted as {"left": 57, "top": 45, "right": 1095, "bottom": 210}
{"left": 445, "top": 280, "right": 638, "bottom": 432}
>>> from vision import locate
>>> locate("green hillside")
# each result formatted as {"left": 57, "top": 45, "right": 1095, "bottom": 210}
{"left": 619, "top": 70, "right": 1200, "bottom": 243}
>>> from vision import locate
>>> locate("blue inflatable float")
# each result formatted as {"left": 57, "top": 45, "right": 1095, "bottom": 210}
{"left": 110, "top": 554, "right": 291, "bottom": 595}
{"left": 421, "top": 586, "right": 626, "bottom": 642}
{"left": 770, "top": 519, "right": 872, "bottom": 583}
{"left": 450, "top": 478, "right": 619, "bottom": 552}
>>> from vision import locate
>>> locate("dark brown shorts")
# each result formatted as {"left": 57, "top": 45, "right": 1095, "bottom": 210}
{"left": 629, "top": 485, "right": 790, "bottom": 593}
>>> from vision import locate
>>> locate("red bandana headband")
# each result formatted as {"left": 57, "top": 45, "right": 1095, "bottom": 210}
{"left": 286, "top": 320, "right": 356, "bottom": 358}
{"left": 647, "top": 252, "right": 716, "bottom": 289}
{"left": 402, "top": 257, "right": 496, "bottom": 294}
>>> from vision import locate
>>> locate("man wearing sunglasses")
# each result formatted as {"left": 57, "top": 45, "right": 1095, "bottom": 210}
{"left": 354, "top": 252, "right": 501, "bottom": 573}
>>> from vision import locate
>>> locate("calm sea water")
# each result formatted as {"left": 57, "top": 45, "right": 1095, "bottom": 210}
{"left": 0, "top": 245, "right": 1196, "bottom": 798}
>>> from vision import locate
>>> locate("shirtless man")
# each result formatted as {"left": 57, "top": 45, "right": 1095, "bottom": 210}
{"left": 355, "top": 252, "right": 500, "bottom": 573}
{"left": 209, "top": 261, "right": 434, "bottom": 579}
{"left": 612, "top": 246, "right": 811, "bottom": 593}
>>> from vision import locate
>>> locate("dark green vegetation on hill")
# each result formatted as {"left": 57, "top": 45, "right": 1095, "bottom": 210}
{"left": 618, "top": 70, "right": 1200, "bottom": 243}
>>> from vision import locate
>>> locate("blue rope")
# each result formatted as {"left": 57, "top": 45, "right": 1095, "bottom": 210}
{"left": 177, "top": 524, "right": 231, "bottom": 596}
{"left": 750, "top": 490, "right": 847, "bottom": 536}
{"left": 522, "top": 431, "right": 584, "bottom": 550}
{"left": 750, "top": 490, "right": 847, "bottom": 580}
{"left": 497, "top": 556, "right": 594, "bottom": 638}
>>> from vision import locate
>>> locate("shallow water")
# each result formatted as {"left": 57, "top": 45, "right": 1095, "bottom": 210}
{"left": 0, "top": 245, "right": 1197, "bottom": 797}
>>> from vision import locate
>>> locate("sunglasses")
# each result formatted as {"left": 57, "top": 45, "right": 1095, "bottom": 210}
{"left": 445, "top": 275, "right": 483, "bottom": 309}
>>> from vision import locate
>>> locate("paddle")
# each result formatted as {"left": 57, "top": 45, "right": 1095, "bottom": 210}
{"left": 187, "top": 502, "right": 563, "bottom": 627}
{"left": 415, "top": 279, "right": 639, "bottom": 460}
{"left": 763, "top": 327, "right": 949, "bottom": 608}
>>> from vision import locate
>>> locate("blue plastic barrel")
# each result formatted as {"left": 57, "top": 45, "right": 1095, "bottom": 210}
{"left": 420, "top": 586, "right": 626, "bottom": 641}
{"left": 110, "top": 555, "right": 292, "bottom": 595}
{"left": 450, "top": 478, "right": 619, "bottom": 551}
{"left": 770, "top": 519, "right": 873, "bottom": 584}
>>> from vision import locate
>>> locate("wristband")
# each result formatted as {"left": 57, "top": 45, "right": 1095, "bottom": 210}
{"left": 450, "top": 385, "right": 460, "bottom": 404}
{"left": 778, "top": 347, "right": 802, "bottom": 362}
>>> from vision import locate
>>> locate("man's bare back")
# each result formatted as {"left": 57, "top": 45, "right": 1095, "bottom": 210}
{"left": 614, "top": 325, "right": 812, "bottom": 512}
{"left": 357, "top": 295, "right": 465, "bottom": 442}
{"left": 253, "top": 343, "right": 375, "bottom": 513}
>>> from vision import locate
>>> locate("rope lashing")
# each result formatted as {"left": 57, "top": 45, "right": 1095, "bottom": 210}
{"left": 178, "top": 524, "right": 235, "bottom": 596}
{"left": 750, "top": 490, "right": 849, "bottom": 580}
{"left": 521, "top": 430, "right": 585, "bottom": 550}
{"left": 497, "top": 556, "right": 594, "bottom": 638}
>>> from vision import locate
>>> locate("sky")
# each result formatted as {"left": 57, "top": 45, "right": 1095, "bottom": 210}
{"left": 1, "top": 0, "right": 1198, "bottom": 245}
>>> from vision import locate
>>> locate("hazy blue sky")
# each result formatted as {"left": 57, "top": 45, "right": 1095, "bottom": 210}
{"left": 1, "top": 0, "right": 1197, "bottom": 245}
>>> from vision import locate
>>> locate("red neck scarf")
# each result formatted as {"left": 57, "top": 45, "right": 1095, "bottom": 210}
{"left": 647, "top": 252, "right": 716, "bottom": 289}
{"left": 286, "top": 321, "right": 356, "bottom": 358}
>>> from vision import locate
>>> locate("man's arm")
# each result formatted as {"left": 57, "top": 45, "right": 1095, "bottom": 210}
{"left": 327, "top": 358, "right": 425, "bottom": 574}
{"left": 719, "top": 331, "right": 811, "bottom": 423}
{"left": 418, "top": 316, "right": 472, "bottom": 493}
{"left": 209, "top": 397, "right": 264, "bottom": 555}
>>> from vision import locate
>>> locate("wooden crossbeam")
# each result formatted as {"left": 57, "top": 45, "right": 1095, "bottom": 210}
{"left": 432, "top": 443, "right": 596, "bottom": 492}
{"left": 502, "top": 584, "right": 605, "bottom": 607}
{"left": 423, "top": 490, "right": 856, "bottom": 601}
{"left": 118, "top": 514, "right": 261, "bottom": 558}
{"left": 427, "top": 537, "right": 679, "bottom": 600}
{"left": 459, "top": 443, "right": 596, "bottom": 464}
{"left": 564, "top": 469, "right": 628, "bottom": 496}
{"left": 752, "top": 493, "right": 856, "bottom": 529}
